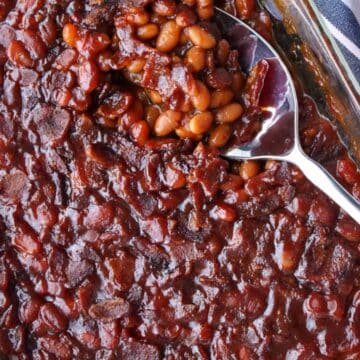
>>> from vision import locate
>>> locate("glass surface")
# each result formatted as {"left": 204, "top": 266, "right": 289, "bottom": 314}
{"left": 261, "top": 0, "right": 360, "bottom": 163}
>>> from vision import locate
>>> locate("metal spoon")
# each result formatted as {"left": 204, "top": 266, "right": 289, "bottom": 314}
{"left": 215, "top": 7, "right": 360, "bottom": 223}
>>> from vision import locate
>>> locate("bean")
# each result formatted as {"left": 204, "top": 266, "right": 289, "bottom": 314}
{"left": 39, "top": 17, "right": 57, "bottom": 46}
{"left": 179, "top": 31, "right": 190, "bottom": 45}
{"left": 175, "top": 126, "right": 202, "bottom": 140}
{"left": 7, "top": 40, "right": 34, "bottom": 68}
{"left": 76, "top": 31, "right": 111, "bottom": 57}
{"left": 54, "top": 49, "right": 78, "bottom": 70}
{"left": 120, "top": 107, "right": 142, "bottom": 130}
{"left": 145, "top": 105, "right": 160, "bottom": 127}
{"left": 137, "top": 23, "right": 159, "bottom": 40}
{"left": 191, "top": 80, "right": 211, "bottom": 111}
{"left": 209, "top": 124, "right": 231, "bottom": 147}
{"left": 197, "top": 0, "right": 213, "bottom": 9}
{"left": 130, "top": 121, "right": 150, "bottom": 146}
{"left": 19, "top": 298, "right": 42, "bottom": 324}
{"left": 187, "top": 25, "right": 216, "bottom": 49}
{"left": 126, "top": 8, "right": 149, "bottom": 26}
{"left": 40, "top": 303, "right": 68, "bottom": 333}
{"left": 220, "top": 174, "right": 243, "bottom": 192}
{"left": 78, "top": 60, "right": 99, "bottom": 93}
{"left": 239, "top": 160, "right": 260, "bottom": 180}
{"left": 62, "top": 23, "right": 78, "bottom": 48}
{"left": 197, "top": 0, "right": 214, "bottom": 20}
{"left": 176, "top": 7, "right": 197, "bottom": 27}
{"left": 185, "top": 46, "right": 206, "bottom": 72}
{"left": 22, "top": 29, "right": 47, "bottom": 60}
{"left": 210, "top": 89, "right": 234, "bottom": 108}
{"left": 235, "top": 0, "right": 256, "bottom": 20}
{"left": 127, "top": 58, "right": 146, "bottom": 73}
{"left": 149, "top": 90, "right": 162, "bottom": 104}
{"left": 150, "top": 13, "right": 167, "bottom": 25}
{"left": 278, "top": 246, "right": 297, "bottom": 271}
{"left": 153, "top": 0, "right": 177, "bottom": 16}
{"left": 155, "top": 110, "right": 182, "bottom": 136}
{"left": 215, "top": 102, "right": 243, "bottom": 123}
{"left": 156, "top": 20, "right": 181, "bottom": 53}
{"left": 235, "top": 189, "right": 249, "bottom": 203}
{"left": 189, "top": 111, "right": 213, "bottom": 134}
{"left": 198, "top": 6, "right": 213, "bottom": 20}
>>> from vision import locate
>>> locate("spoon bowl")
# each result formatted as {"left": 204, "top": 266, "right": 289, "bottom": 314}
{"left": 215, "top": 7, "right": 360, "bottom": 223}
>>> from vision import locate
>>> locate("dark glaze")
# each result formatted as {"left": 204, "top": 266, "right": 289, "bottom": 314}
{"left": 0, "top": 0, "right": 359, "bottom": 359}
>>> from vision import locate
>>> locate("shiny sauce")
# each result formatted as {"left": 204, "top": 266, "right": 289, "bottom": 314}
{"left": 0, "top": 0, "right": 359, "bottom": 359}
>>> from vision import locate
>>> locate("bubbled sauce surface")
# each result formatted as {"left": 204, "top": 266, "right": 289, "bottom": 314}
{"left": 0, "top": 0, "right": 360, "bottom": 359}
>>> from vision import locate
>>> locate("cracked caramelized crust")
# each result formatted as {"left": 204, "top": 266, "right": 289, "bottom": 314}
{"left": 0, "top": 0, "right": 360, "bottom": 359}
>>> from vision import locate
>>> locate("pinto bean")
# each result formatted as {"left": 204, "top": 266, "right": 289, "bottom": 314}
{"left": 154, "top": 110, "right": 182, "bottom": 136}
{"left": 156, "top": 20, "right": 181, "bottom": 53}
{"left": 187, "top": 25, "right": 216, "bottom": 49}
{"left": 189, "top": 111, "right": 213, "bottom": 134}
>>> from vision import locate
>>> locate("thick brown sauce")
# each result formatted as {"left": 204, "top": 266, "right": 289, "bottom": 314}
{"left": 0, "top": 0, "right": 359, "bottom": 359}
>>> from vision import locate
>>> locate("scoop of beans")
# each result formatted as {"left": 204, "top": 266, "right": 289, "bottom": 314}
{"left": 59, "top": 0, "right": 259, "bottom": 150}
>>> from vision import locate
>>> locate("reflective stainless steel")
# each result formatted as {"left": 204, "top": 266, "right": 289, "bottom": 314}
{"left": 216, "top": 7, "right": 360, "bottom": 223}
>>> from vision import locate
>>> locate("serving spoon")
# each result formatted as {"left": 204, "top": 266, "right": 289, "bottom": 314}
{"left": 215, "top": 7, "right": 360, "bottom": 224}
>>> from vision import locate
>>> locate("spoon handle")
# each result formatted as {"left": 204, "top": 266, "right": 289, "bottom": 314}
{"left": 288, "top": 148, "right": 360, "bottom": 224}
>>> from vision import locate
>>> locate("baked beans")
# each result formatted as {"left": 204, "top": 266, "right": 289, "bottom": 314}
{"left": 191, "top": 80, "right": 211, "bottom": 111}
{"left": 154, "top": 110, "right": 182, "bottom": 136}
{"left": 185, "top": 46, "right": 206, "bottom": 72}
{"left": 209, "top": 124, "right": 231, "bottom": 147}
{"left": 156, "top": 20, "right": 181, "bottom": 52}
{"left": 187, "top": 25, "right": 216, "bottom": 49}
{"left": 215, "top": 102, "right": 244, "bottom": 123}
{"left": 189, "top": 111, "right": 214, "bottom": 134}
{"left": 137, "top": 23, "right": 159, "bottom": 40}
{"left": 1, "top": 1, "right": 359, "bottom": 359}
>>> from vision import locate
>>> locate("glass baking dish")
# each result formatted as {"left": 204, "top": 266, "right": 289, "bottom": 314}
{"left": 260, "top": 0, "right": 360, "bottom": 164}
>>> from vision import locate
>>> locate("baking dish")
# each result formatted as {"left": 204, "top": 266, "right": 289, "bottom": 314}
{"left": 260, "top": 0, "right": 360, "bottom": 164}
{"left": 0, "top": 1, "right": 359, "bottom": 358}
